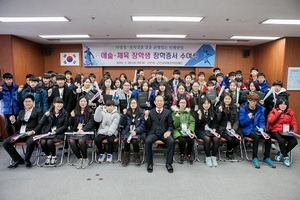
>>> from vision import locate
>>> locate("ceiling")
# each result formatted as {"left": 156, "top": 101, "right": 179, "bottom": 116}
{"left": 0, "top": 0, "right": 300, "bottom": 46}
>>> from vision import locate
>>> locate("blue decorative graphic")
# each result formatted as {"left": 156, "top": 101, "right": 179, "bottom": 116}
{"left": 184, "top": 44, "right": 215, "bottom": 67}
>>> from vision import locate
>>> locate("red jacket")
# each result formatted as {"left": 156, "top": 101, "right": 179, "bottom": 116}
{"left": 267, "top": 108, "right": 298, "bottom": 133}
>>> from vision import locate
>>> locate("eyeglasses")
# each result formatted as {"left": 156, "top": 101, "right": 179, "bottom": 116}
{"left": 123, "top": 84, "right": 131, "bottom": 87}
{"left": 24, "top": 100, "right": 33, "bottom": 103}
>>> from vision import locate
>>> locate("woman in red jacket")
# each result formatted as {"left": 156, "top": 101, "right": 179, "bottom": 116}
{"left": 267, "top": 99, "right": 298, "bottom": 167}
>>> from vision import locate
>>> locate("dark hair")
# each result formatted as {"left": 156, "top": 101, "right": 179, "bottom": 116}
{"left": 3, "top": 73, "right": 13, "bottom": 79}
{"left": 199, "top": 96, "right": 214, "bottom": 118}
{"left": 74, "top": 96, "right": 89, "bottom": 123}
{"left": 273, "top": 80, "right": 283, "bottom": 87}
{"left": 53, "top": 97, "right": 64, "bottom": 104}
{"left": 141, "top": 81, "right": 150, "bottom": 92}
{"left": 189, "top": 71, "right": 196, "bottom": 76}
{"left": 248, "top": 81, "right": 260, "bottom": 91}
{"left": 119, "top": 73, "right": 128, "bottom": 81}
{"left": 82, "top": 77, "right": 92, "bottom": 84}
{"left": 113, "top": 78, "right": 122, "bottom": 89}
{"left": 88, "top": 73, "right": 96, "bottom": 79}
{"left": 198, "top": 71, "right": 205, "bottom": 77}
{"left": 74, "top": 73, "right": 83, "bottom": 83}
{"left": 213, "top": 67, "right": 221, "bottom": 72}
{"left": 228, "top": 71, "right": 236, "bottom": 77}
{"left": 173, "top": 69, "right": 180, "bottom": 75}
{"left": 177, "top": 98, "right": 187, "bottom": 108}
{"left": 127, "top": 98, "right": 141, "bottom": 115}
{"left": 220, "top": 92, "right": 237, "bottom": 115}
{"left": 158, "top": 81, "right": 171, "bottom": 96}
{"left": 235, "top": 70, "right": 242, "bottom": 75}
{"left": 26, "top": 74, "right": 34, "bottom": 79}
{"left": 106, "top": 99, "right": 115, "bottom": 106}
{"left": 56, "top": 74, "right": 66, "bottom": 81}
{"left": 23, "top": 94, "right": 34, "bottom": 102}
{"left": 275, "top": 99, "right": 289, "bottom": 112}
{"left": 250, "top": 67, "right": 259, "bottom": 72}
{"left": 136, "top": 75, "right": 145, "bottom": 82}
{"left": 216, "top": 73, "right": 224, "bottom": 77}
{"left": 101, "top": 76, "right": 114, "bottom": 92}
{"left": 184, "top": 74, "right": 192, "bottom": 79}
{"left": 206, "top": 81, "right": 215, "bottom": 87}
{"left": 137, "top": 69, "right": 143, "bottom": 74}
{"left": 64, "top": 70, "right": 72, "bottom": 75}
{"left": 208, "top": 75, "right": 217, "bottom": 82}
{"left": 257, "top": 72, "right": 265, "bottom": 77}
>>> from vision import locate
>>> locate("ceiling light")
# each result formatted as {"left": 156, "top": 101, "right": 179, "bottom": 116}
{"left": 262, "top": 19, "right": 300, "bottom": 25}
{"left": 0, "top": 17, "right": 69, "bottom": 22}
{"left": 39, "top": 35, "right": 90, "bottom": 39}
{"left": 230, "top": 36, "right": 280, "bottom": 40}
{"left": 136, "top": 34, "right": 186, "bottom": 38}
{"left": 132, "top": 16, "right": 203, "bottom": 22}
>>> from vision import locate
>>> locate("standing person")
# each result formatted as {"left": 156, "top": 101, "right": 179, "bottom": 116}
{"left": 69, "top": 96, "right": 95, "bottom": 169}
{"left": 144, "top": 95, "right": 174, "bottom": 173}
{"left": 268, "top": 99, "right": 298, "bottom": 167}
{"left": 171, "top": 98, "right": 195, "bottom": 164}
{"left": 0, "top": 73, "right": 22, "bottom": 136}
{"left": 150, "top": 70, "right": 168, "bottom": 91}
{"left": 171, "top": 83, "right": 191, "bottom": 107}
{"left": 3, "top": 94, "right": 43, "bottom": 168}
{"left": 131, "top": 81, "right": 155, "bottom": 110}
{"left": 48, "top": 74, "right": 75, "bottom": 114}
{"left": 195, "top": 97, "right": 219, "bottom": 167}
{"left": 121, "top": 98, "right": 145, "bottom": 166}
{"left": 168, "top": 69, "right": 184, "bottom": 93}
{"left": 239, "top": 93, "right": 276, "bottom": 169}
{"left": 184, "top": 74, "right": 193, "bottom": 92}
{"left": 94, "top": 100, "right": 120, "bottom": 163}
{"left": 216, "top": 92, "right": 241, "bottom": 160}
{"left": 17, "top": 76, "right": 48, "bottom": 113}
{"left": 41, "top": 73, "right": 54, "bottom": 92}
{"left": 39, "top": 97, "right": 69, "bottom": 166}
{"left": 156, "top": 81, "right": 172, "bottom": 110}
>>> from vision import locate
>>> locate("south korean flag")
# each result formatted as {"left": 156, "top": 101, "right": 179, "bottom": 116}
{"left": 60, "top": 53, "right": 80, "bottom": 66}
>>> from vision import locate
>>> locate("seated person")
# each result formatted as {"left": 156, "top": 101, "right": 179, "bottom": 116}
{"left": 267, "top": 99, "right": 298, "bottom": 167}
{"left": 239, "top": 93, "right": 276, "bottom": 169}
{"left": 121, "top": 98, "right": 145, "bottom": 166}
{"left": 3, "top": 94, "right": 43, "bottom": 168}
{"left": 94, "top": 99, "right": 120, "bottom": 163}
{"left": 39, "top": 97, "right": 69, "bottom": 166}
{"left": 171, "top": 98, "right": 195, "bottom": 164}
{"left": 69, "top": 96, "right": 95, "bottom": 169}
{"left": 144, "top": 95, "right": 174, "bottom": 173}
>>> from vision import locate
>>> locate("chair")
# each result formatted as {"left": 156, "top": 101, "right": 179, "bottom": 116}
{"left": 36, "top": 139, "right": 66, "bottom": 167}
{"left": 0, "top": 114, "right": 9, "bottom": 139}
{"left": 194, "top": 138, "right": 204, "bottom": 162}
{"left": 65, "top": 132, "right": 95, "bottom": 166}
{"left": 218, "top": 137, "right": 243, "bottom": 162}
{"left": 94, "top": 135, "right": 121, "bottom": 163}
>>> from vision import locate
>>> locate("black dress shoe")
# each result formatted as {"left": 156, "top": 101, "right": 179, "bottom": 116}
{"left": 147, "top": 164, "right": 153, "bottom": 173}
{"left": 166, "top": 164, "right": 173, "bottom": 173}
{"left": 25, "top": 161, "right": 32, "bottom": 168}
{"left": 8, "top": 159, "right": 25, "bottom": 169}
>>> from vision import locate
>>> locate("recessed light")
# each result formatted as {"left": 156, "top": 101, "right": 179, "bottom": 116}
{"left": 262, "top": 19, "right": 300, "bottom": 25}
{"left": 0, "top": 17, "right": 69, "bottom": 22}
{"left": 230, "top": 36, "right": 280, "bottom": 40}
{"left": 136, "top": 34, "right": 186, "bottom": 38}
{"left": 132, "top": 16, "right": 203, "bottom": 22}
{"left": 39, "top": 35, "right": 90, "bottom": 39}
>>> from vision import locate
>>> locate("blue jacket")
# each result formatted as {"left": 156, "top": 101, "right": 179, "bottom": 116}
{"left": 256, "top": 80, "right": 269, "bottom": 93}
{"left": 0, "top": 82, "right": 22, "bottom": 115}
{"left": 239, "top": 102, "right": 265, "bottom": 136}
{"left": 16, "top": 86, "right": 48, "bottom": 113}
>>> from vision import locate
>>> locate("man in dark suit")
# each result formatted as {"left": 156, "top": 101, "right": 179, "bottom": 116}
{"left": 3, "top": 94, "right": 43, "bottom": 168}
{"left": 48, "top": 74, "right": 75, "bottom": 114}
{"left": 144, "top": 95, "right": 174, "bottom": 173}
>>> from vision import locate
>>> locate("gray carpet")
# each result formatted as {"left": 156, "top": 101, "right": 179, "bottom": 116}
{"left": 0, "top": 143, "right": 299, "bottom": 200}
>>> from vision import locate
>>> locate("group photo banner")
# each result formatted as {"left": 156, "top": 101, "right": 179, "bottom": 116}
{"left": 83, "top": 43, "right": 215, "bottom": 67}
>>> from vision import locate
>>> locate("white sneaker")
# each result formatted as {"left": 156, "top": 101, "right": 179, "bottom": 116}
{"left": 76, "top": 159, "right": 82, "bottom": 169}
{"left": 212, "top": 156, "right": 218, "bottom": 167}
{"left": 205, "top": 157, "right": 213, "bottom": 167}
{"left": 106, "top": 154, "right": 113, "bottom": 163}
{"left": 98, "top": 154, "right": 106, "bottom": 163}
{"left": 82, "top": 159, "right": 90, "bottom": 169}
{"left": 45, "top": 156, "right": 51, "bottom": 165}
{"left": 50, "top": 156, "right": 57, "bottom": 166}
{"left": 271, "top": 143, "right": 277, "bottom": 150}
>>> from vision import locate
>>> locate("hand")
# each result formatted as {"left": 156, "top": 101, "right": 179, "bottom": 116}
{"left": 45, "top": 111, "right": 50, "bottom": 116}
{"left": 18, "top": 85, "right": 24, "bottom": 92}
{"left": 218, "top": 105, "right": 223, "bottom": 112}
{"left": 175, "top": 112, "right": 180, "bottom": 117}
{"left": 77, "top": 129, "right": 84, "bottom": 134}
{"left": 189, "top": 92, "right": 193, "bottom": 98}
{"left": 70, "top": 110, "right": 75, "bottom": 117}
{"left": 230, "top": 129, "right": 236, "bottom": 134}
{"left": 0, "top": 85, "right": 3, "bottom": 92}
{"left": 107, "top": 132, "right": 113, "bottom": 136}
{"left": 163, "top": 131, "right": 171, "bottom": 138}
{"left": 123, "top": 108, "right": 127, "bottom": 115}
{"left": 48, "top": 88, "right": 52, "bottom": 96}
{"left": 248, "top": 113, "right": 253, "bottom": 119}
{"left": 51, "top": 131, "right": 57, "bottom": 135}
{"left": 9, "top": 115, "right": 16, "bottom": 122}
{"left": 145, "top": 110, "right": 150, "bottom": 118}
{"left": 27, "top": 130, "right": 34, "bottom": 136}
{"left": 131, "top": 131, "right": 136, "bottom": 136}
{"left": 259, "top": 100, "right": 264, "bottom": 105}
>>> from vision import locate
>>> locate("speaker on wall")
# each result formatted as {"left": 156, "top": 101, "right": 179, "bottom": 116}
{"left": 43, "top": 46, "right": 52, "bottom": 56}
{"left": 243, "top": 49, "right": 250, "bottom": 57}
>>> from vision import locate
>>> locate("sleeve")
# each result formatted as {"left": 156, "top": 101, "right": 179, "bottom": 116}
{"left": 109, "top": 113, "right": 120, "bottom": 136}
{"left": 94, "top": 106, "right": 103, "bottom": 123}
{"left": 167, "top": 111, "right": 174, "bottom": 132}
{"left": 33, "top": 109, "right": 44, "bottom": 133}
{"left": 238, "top": 107, "right": 252, "bottom": 127}
{"left": 187, "top": 113, "right": 195, "bottom": 133}
{"left": 42, "top": 90, "right": 48, "bottom": 113}
{"left": 267, "top": 108, "right": 282, "bottom": 125}
{"left": 134, "top": 113, "right": 145, "bottom": 135}
{"left": 172, "top": 112, "right": 181, "bottom": 129}
{"left": 83, "top": 112, "right": 95, "bottom": 132}
{"left": 55, "top": 112, "right": 69, "bottom": 134}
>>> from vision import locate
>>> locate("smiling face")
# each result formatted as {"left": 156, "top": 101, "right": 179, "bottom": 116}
{"left": 79, "top": 98, "right": 88, "bottom": 109}
{"left": 202, "top": 100, "right": 211, "bottom": 110}
{"left": 224, "top": 95, "right": 232, "bottom": 106}
{"left": 154, "top": 95, "right": 164, "bottom": 109}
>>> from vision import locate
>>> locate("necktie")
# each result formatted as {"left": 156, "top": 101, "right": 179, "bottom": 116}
{"left": 157, "top": 109, "right": 161, "bottom": 114}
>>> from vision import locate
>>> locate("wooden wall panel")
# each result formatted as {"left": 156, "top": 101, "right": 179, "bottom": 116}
{"left": 0, "top": 35, "right": 14, "bottom": 83}
{"left": 11, "top": 36, "right": 44, "bottom": 85}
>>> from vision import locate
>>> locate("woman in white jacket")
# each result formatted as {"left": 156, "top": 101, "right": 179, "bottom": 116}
{"left": 94, "top": 100, "right": 120, "bottom": 163}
